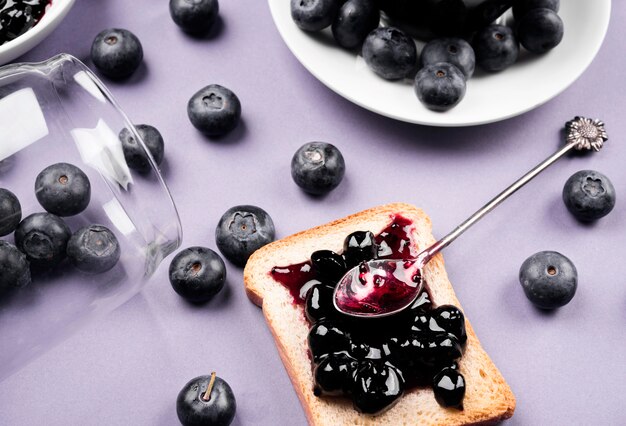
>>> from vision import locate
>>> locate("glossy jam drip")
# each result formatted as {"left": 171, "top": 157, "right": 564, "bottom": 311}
{"left": 271, "top": 261, "right": 318, "bottom": 303}
{"left": 375, "top": 215, "right": 417, "bottom": 260}
{"left": 0, "top": 0, "right": 51, "bottom": 46}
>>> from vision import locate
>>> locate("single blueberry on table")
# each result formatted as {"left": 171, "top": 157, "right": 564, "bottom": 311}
{"left": 414, "top": 62, "right": 466, "bottom": 112}
{"left": 14, "top": 213, "right": 71, "bottom": 268}
{"left": 291, "top": 142, "right": 346, "bottom": 195}
{"left": 331, "top": 0, "right": 380, "bottom": 50}
{"left": 420, "top": 37, "right": 476, "bottom": 78}
{"left": 513, "top": 0, "right": 559, "bottom": 20}
{"left": 0, "top": 240, "right": 31, "bottom": 294}
{"left": 473, "top": 25, "right": 519, "bottom": 72}
{"left": 519, "top": 251, "right": 577, "bottom": 309}
{"left": 35, "top": 162, "right": 91, "bottom": 217}
{"left": 169, "top": 246, "right": 226, "bottom": 302}
{"left": 188, "top": 84, "right": 241, "bottom": 136}
{"left": 215, "top": 205, "right": 275, "bottom": 266}
{"left": 119, "top": 124, "right": 165, "bottom": 173}
{"left": 177, "top": 373, "right": 236, "bottom": 426}
{"left": 562, "top": 170, "right": 616, "bottom": 222}
{"left": 290, "top": 0, "right": 340, "bottom": 32}
{"left": 0, "top": 188, "right": 21, "bottom": 236}
{"left": 170, "top": 0, "right": 219, "bottom": 34}
{"left": 517, "top": 8, "right": 563, "bottom": 54}
{"left": 362, "top": 27, "right": 417, "bottom": 80}
{"left": 66, "top": 225, "right": 121, "bottom": 274}
{"left": 91, "top": 28, "right": 143, "bottom": 79}
{"left": 433, "top": 367, "right": 466, "bottom": 409}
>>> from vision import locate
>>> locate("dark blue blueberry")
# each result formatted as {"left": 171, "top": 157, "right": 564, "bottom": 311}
{"left": 169, "top": 246, "right": 226, "bottom": 302}
{"left": 473, "top": 25, "right": 519, "bottom": 72}
{"left": 170, "top": 0, "right": 219, "bottom": 34}
{"left": 0, "top": 188, "right": 21, "bottom": 236}
{"left": 517, "top": 8, "right": 563, "bottom": 54}
{"left": 331, "top": 0, "right": 380, "bottom": 49}
{"left": 290, "top": 0, "right": 340, "bottom": 32}
{"left": 119, "top": 124, "right": 165, "bottom": 173}
{"left": 414, "top": 62, "right": 466, "bottom": 111}
{"left": 35, "top": 162, "right": 91, "bottom": 217}
{"left": 562, "top": 170, "right": 616, "bottom": 222}
{"left": 420, "top": 37, "right": 476, "bottom": 78}
{"left": 313, "top": 351, "right": 358, "bottom": 396}
{"left": 0, "top": 240, "right": 31, "bottom": 294}
{"left": 311, "top": 250, "right": 347, "bottom": 283}
{"left": 432, "top": 305, "right": 467, "bottom": 344}
{"left": 308, "top": 319, "right": 351, "bottom": 361}
{"left": 513, "top": 0, "right": 559, "bottom": 20}
{"left": 362, "top": 27, "right": 417, "bottom": 80}
{"left": 291, "top": 142, "right": 346, "bottom": 195}
{"left": 519, "top": 251, "right": 577, "bottom": 309}
{"left": 433, "top": 367, "right": 465, "bottom": 409}
{"left": 176, "top": 374, "right": 236, "bottom": 426}
{"left": 14, "top": 213, "right": 71, "bottom": 268}
{"left": 66, "top": 225, "right": 121, "bottom": 274}
{"left": 91, "top": 28, "right": 143, "bottom": 79}
{"left": 351, "top": 360, "right": 404, "bottom": 415}
{"left": 215, "top": 205, "right": 275, "bottom": 266}
{"left": 343, "top": 231, "right": 377, "bottom": 268}
{"left": 188, "top": 84, "right": 241, "bottom": 136}
{"left": 305, "top": 283, "right": 336, "bottom": 323}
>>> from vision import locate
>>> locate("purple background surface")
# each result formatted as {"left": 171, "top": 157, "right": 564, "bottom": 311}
{"left": 1, "top": 0, "right": 625, "bottom": 424}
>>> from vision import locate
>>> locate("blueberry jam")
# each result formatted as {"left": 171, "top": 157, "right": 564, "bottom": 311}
{"left": 270, "top": 215, "right": 467, "bottom": 415}
{"left": 0, "top": 0, "right": 51, "bottom": 46}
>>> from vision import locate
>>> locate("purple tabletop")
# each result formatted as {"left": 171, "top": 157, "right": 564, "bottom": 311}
{"left": 1, "top": 1, "right": 625, "bottom": 425}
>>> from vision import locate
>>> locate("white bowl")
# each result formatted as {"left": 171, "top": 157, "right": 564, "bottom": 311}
{"left": 0, "top": 0, "right": 76, "bottom": 66}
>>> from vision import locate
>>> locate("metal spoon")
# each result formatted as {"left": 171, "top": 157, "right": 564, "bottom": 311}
{"left": 333, "top": 117, "right": 608, "bottom": 318}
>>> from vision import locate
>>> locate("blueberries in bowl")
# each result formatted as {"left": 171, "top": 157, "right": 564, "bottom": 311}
{"left": 169, "top": 246, "right": 226, "bottom": 302}
{"left": 362, "top": 27, "right": 417, "bottom": 80}
{"left": 35, "top": 163, "right": 91, "bottom": 217}
{"left": 91, "top": 28, "right": 143, "bottom": 79}
{"left": 473, "top": 25, "right": 519, "bottom": 72}
{"left": 414, "top": 63, "right": 466, "bottom": 112}
{"left": 119, "top": 124, "right": 165, "bottom": 173}
{"left": 290, "top": 0, "right": 340, "bottom": 32}
{"left": 14, "top": 213, "right": 71, "bottom": 268}
{"left": 66, "top": 225, "right": 121, "bottom": 274}
{"left": 177, "top": 373, "right": 236, "bottom": 426}
{"left": 291, "top": 142, "right": 345, "bottom": 195}
{"left": 170, "top": 0, "right": 219, "bottom": 34}
{"left": 188, "top": 84, "right": 241, "bottom": 136}
{"left": 332, "top": 0, "right": 380, "bottom": 50}
{"left": 0, "top": 240, "right": 31, "bottom": 293}
{"left": 562, "top": 170, "right": 616, "bottom": 222}
{"left": 0, "top": 188, "right": 21, "bottom": 236}
{"left": 519, "top": 251, "right": 577, "bottom": 309}
{"left": 512, "top": 0, "right": 560, "bottom": 20}
{"left": 517, "top": 8, "right": 564, "bottom": 54}
{"left": 420, "top": 38, "right": 476, "bottom": 79}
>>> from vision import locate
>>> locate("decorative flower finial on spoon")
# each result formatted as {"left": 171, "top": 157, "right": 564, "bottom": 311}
{"left": 566, "top": 116, "right": 608, "bottom": 152}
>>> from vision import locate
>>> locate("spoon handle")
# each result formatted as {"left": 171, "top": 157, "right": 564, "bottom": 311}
{"left": 418, "top": 141, "right": 578, "bottom": 266}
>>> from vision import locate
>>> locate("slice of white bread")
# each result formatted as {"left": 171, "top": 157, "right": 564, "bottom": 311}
{"left": 244, "top": 203, "right": 515, "bottom": 425}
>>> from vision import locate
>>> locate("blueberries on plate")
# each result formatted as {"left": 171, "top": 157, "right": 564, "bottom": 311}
{"left": 177, "top": 373, "right": 236, "bottom": 426}
{"left": 313, "top": 351, "right": 358, "bottom": 396}
{"left": 188, "top": 84, "right": 241, "bottom": 136}
{"left": 420, "top": 37, "right": 476, "bottom": 79}
{"left": 91, "top": 28, "right": 143, "bottom": 79}
{"left": 351, "top": 361, "right": 404, "bottom": 415}
{"left": 169, "top": 246, "right": 226, "bottom": 302}
{"left": 291, "top": 142, "right": 346, "bottom": 195}
{"left": 562, "top": 170, "right": 616, "bottom": 222}
{"left": 290, "top": 0, "right": 340, "bottom": 32}
{"left": 473, "top": 25, "right": 519, "bottom": 72}
{"left": 0, "top": 240, "right": 31, "bottom": 293}
{"left": 170, "top": 0, "right": 219, "bottom": 34}
{"left": 517, "top": 8, "right": 563, "bottom": 54}
{"left": 119, "top": 124, "right": 165, "bottom": 173}
{"left": 215, "top": 205, "right": 275, "bottom": 266}
{"left": 512, "top": 0, "right": 560, "bottom": 20}
{"left": 35, "top": 162, "right": 91, "bottom": 217}
{"left": 414, "top": 62, "right": 466, "bottom": 112}
{"left": 362, "top": 27, "right": 417, "bottom": 80}
{"left": 433, "top": 367, "right": 466, "bottom": 409}
{"left": 519, "top": 251, "right": 577, "bottom": 309}
{"left": 66, "top": 225, "right": 121, "bottom": 274}
{"left": 14, "top": 213, "right": 71, "bottom": 268}
{"left": 0, "top": 188, "right": 21, "bottom": 236}
{"left": 331, "top": 0, "right": 380, "bottom": 50}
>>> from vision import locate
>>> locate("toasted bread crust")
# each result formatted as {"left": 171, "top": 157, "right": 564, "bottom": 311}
{"left": 244, "top": 203, "right": 515, "bottom": 425}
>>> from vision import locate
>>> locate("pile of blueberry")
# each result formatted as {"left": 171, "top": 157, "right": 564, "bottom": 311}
{"left": 290, "top": 0, "right": 564, "bottom": 111}
{"left": 0, "top": 0, "right": 50, "bottom": 46}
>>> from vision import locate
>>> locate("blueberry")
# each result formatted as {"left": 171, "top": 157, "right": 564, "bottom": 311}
{"left": 0, "top": 240, "right": 31, "bottom": 294}
{"left": 177, "top": 373, "right": 236, "bottom": 426}
{"left": 433, "top": 367, "right": 465, "bottom": 409}
{"left": 517, "top": 8, "right": 563, "bottom": 54}
{"left": 331, "top": 0, "right": 380, "bottom": 49}
{"left": 308, "top": 319, "right": 351, "bottom": 361}
{"left": 119, "top": 124, "right": 165, "bottom": 173}
{"left": 513, "top": 0, "right": 559, "bottom": 20}
{"left": 169, "top": 247, "right": 226, "bottom": 302}
{"left": 414, "top": 62, "right": 466, "bottom": 111}
{"left": 170, "top": 0, "right": 219, "bottom": 34}
{"left": 313, "top": 351, "right": 358, "bottom": 396}
{"left": 14, "top": 213, "right": 71, "bottom": 268}
{"left": 91, "top": 28, "right": 143, "bottom": 79}
{"left": 188, "top": 85, "right": 241, "bottom": 136}
{"left": 305, "top": 283, "right": 337, "bottom": 323}
{"left": 290, "top": 0, "right": 340, "bottom": 32}
{"left": 291, "top": 142, "right": 346, "bottom": 195}
{"left": 351, "top": 360, "right": 404, "bottom": 415}
{"left": 343, "top": 231, "right": 377, "bottom": 268}
{"left": 311, "top": 250, "right": 347, "bottom": 283}
{"left": 0, "top": 188, "right": 21, "bottom": 236}
{"left": 519, "top": 251, "right": 577, "bottom": 309}
{"left": 215, "top": 205, "right": 275, "bottom": 266}
{"left": 420, "top": 37, "right": 476, "bottom": 78}
{"left": 66, "top": 225, "right": 121, "bottom": 274}
{"left": 362, "top": 27, "right": 417, "bottom": 80}
{"left": 473, "top": 25, "right": 519, "bottom": 72}
{"left": 432, "top": 305, "right": 467, "bottom": 344}
{"left": 401, "top": 290, "right": 432, "bottom": 314}
{"left": 35, "top": 163, "right": 91, "bottom": 217}
{"left": 562, "top": 170, "right": 616, "bottom": 221}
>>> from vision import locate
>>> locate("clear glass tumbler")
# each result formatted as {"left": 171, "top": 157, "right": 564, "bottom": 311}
{"left": 0, "top": 54, "right": 182, "bottom": 381}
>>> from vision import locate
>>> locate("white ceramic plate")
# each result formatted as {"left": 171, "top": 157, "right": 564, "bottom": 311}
{"left": 269, "top": 0, "right": 611, "bottom": 127}
{"left": 0, "top": 0, "right": 76, "bottom": 66}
